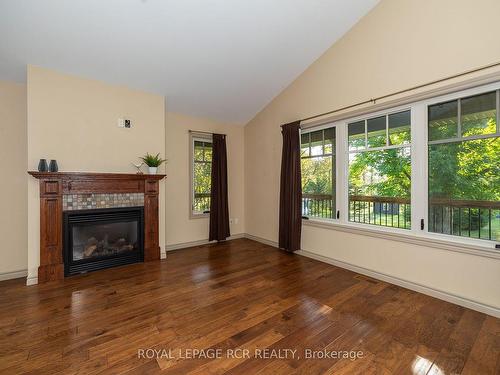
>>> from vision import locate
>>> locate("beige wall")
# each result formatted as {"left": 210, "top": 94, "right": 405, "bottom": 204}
{"left": 6, "top": 66, "right": 245, "bottom": 282}
{"left": 165, "top": 112, "right": 244, "bottom": 246}
{"left": 0, "top": 81, "right": 27, "bottom": 277}
{"left": 245, "top": 0, "right": 500, "bottom": 309}
{"left": 27, "top": 66, "right": 166, "bottom": 283}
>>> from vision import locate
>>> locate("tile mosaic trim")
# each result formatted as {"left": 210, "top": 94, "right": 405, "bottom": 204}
{"left": 63, "top": 193, "right": 144, "bottom": 211}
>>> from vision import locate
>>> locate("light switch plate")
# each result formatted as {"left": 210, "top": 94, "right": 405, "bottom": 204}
{"left": 118, "top": 118, "right": 132, "bottom": 128}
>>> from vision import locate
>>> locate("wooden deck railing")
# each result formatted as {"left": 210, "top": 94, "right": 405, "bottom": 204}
{"left": 349, "top": 195, "right": 411, "bottom": 229}
{"left": 194, "top": 193, "right": 211, "bottom": 213}
{"left": 302, "top": 193, "right": 335, "bottom": 219}
{"left": 428, "top": 198, "right": 500, "bottom": 240}
{"left": 302, "top": 194, "right": 499, "bottom": 240}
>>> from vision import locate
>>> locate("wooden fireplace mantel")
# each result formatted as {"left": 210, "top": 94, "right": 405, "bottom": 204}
{"left": 28, "top": 171, "right": 166, "bottom": 283}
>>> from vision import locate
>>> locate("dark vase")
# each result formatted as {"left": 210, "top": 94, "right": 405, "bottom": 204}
{"left": 49, "top": 159, "right": 58, "bottom": 172}
{"left": 38, "top": 159, "right": 48, "bottom": 172}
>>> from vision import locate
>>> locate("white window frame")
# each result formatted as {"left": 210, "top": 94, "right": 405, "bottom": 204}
{"left": 340, "top": 104, "right": 413, "bottom": 234}
{"left": 302, "top": 80, "right": 500, "bottom": 253}
{"left": 300, "top": 123, "right": 340, "bottom": 223}
{"left": 189, "top": 132, "right": 212, "bottom": 219}
{"left": 415, "top": 82, "right": 500, "bottom": 248}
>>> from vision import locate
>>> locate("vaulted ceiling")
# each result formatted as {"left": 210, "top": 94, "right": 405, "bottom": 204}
{"left": 0, "top": 0, "right": 378, "bottom": 124}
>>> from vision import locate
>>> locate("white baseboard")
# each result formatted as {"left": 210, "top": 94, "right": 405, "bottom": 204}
{"left": 0, "top": 269, "right": 27, "bottom": 282}
{"left": 243, "top": 233, "right": 500, "bottom": 318}
{"left": 165, "top": 233, "right": 245, "bottom": 252}
{"left": 160, "top": 245, "right": 167, "bottom": 259}
{"left": 244, "top": 233, "right": 279, "bottom": 248}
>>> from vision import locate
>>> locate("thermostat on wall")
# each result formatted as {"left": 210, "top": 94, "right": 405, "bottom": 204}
{"left": 118, "top": 118, "right": 132, "bottom": 128}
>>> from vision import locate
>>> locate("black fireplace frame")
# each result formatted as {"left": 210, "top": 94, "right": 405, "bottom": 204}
{"left": 63, "top": 207, "right": 144, "bottom": 276}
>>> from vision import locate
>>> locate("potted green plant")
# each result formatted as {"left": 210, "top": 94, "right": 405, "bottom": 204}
{"left": 140, "top": 153, "right": 167, "bottom": 174}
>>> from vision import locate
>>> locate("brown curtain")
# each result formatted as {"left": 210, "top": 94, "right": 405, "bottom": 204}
{"left": 209, "top": 134, "right": 230, "bottom": 241}
{"left": 279, "top": 121, "right": 302, "bottom": 252}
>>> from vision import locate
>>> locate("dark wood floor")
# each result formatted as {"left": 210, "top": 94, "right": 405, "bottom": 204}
{"left": 0, "top": 239, "right": 498, "bottom": 374}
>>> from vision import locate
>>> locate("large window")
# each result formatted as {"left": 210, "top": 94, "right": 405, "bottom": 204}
{"left": 347, "top": 110, "right": 412, "bottom": 229}
{"left": 428, "top": 91, "right": 499, "bottom": 241}
{"left": 191, "top": 136, "right": 212, "bottom": 216}
{"left": 301, "top": 127, "right": 336, "bottom": 219}
{"left": 302, "top": 83, "right": 499, "bottom": 248}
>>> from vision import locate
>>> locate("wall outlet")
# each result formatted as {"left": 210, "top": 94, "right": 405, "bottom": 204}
{"left": 229, "top": 218, "right": 239, "bottom": 225}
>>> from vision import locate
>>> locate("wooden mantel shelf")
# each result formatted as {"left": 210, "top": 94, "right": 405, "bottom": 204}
{"left": 28, "top": 171, "right": 166, "bottom": 195}
{"left": 28, "top": 171, "right": 166, "bottom": 180}
{"left": 28, "top": 171, "right": 166, "bottom": 283}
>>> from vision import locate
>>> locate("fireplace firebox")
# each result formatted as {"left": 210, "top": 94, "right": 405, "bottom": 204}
{"left": 63, "top": 207, "right": 144, "bottom": 276}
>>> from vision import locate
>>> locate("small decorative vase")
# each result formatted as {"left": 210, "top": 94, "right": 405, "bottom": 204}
{"left": 38, "top": 159, "right": 48, "bottom": 172}
{"left": 49, "top": 159, "right": 58, "bottom": 172}
{"left": 148, "top": 166, "right": 158, "bottom": 174}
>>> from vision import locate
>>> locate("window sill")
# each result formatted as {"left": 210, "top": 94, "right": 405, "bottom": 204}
{"left": 190, "top": 213, "right": 210, "bottom": 220}
{"left": 302, "top": 218, "right": 500, "bottom": 260}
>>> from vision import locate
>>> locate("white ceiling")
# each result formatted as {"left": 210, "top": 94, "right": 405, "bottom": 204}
{"left": 0, "top": 0, "right": 378, "bottom": 124}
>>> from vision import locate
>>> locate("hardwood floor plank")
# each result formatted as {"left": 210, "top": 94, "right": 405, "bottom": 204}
{"left": 0, "top": 238, "right": 497, "bottom": 374}
{"left": 461, "top": 316, "right": 500, "bottom": 375}
{"left": 428, "top": 309, "right": 486, "bottom": 374}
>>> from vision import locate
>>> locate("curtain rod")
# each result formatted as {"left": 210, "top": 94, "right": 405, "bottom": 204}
{"left": 188, "top": 130, "right": 226, "bottom": 136}
{"left": 299, "top": 61, "right": 500, "bottom": 124}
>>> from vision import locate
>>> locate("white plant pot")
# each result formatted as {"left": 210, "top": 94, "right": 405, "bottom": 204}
{"left": 148, "top": 166, "right": 158, "bottom": 174}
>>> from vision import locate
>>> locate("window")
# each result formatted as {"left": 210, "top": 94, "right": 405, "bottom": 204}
{"left": 428, "top": 91, "right": 499, "bottom": 241}
{"left": 301, "top": 127, "right": 336, "bottom": 219}
{"left": 347, "top": 110, "right": 411, "bottom": 229}
{"left": 303, "top": 83, "right": 500, "bottom": 248}
{"left": 191, "top": 136, "right": 212, "bottom": 216}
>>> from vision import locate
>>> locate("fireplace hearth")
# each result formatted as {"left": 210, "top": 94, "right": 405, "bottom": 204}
{"left": 63, "top": 207, "right": 144, "bottom": 276}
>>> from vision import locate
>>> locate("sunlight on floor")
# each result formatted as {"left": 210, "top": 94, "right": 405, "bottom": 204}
{"left": 191, "top": 265, "right": 211, "bottom": 282}
{"left": 412, "top": 355, "right": 442, "bottom": 374}
{"left": 70, "top": 290, "right": 86, "bottom": 316}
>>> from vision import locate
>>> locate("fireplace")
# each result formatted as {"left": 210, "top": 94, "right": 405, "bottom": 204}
{"left": 63, "top": 207, "right": 144, "bottom": 276}
{"left": 28, "top": 171, "right": 165, "bottom": 283}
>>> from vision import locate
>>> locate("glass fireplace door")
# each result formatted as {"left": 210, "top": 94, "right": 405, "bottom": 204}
{"left": 72, "top": 221, "right": 139, "bottom": 261}
{"left": 63, "top": 207, "right": 144, "bottom": 276}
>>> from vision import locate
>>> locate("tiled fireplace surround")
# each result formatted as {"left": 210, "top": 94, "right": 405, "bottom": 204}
{"left": 63, "top": 193, "right": 145, "bottom": 211}
{"left": 28, "top": 171, "right": 166, "bottom": 283}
